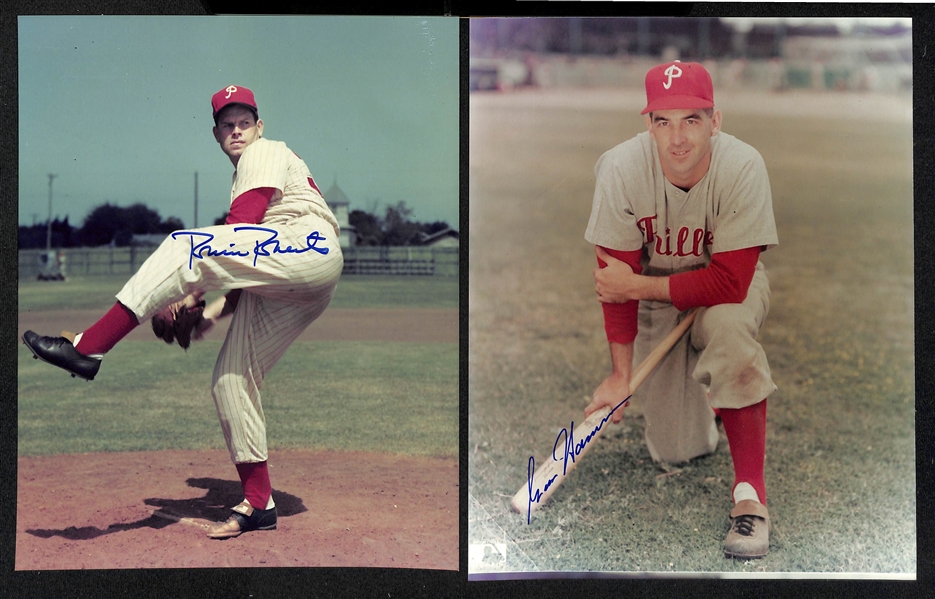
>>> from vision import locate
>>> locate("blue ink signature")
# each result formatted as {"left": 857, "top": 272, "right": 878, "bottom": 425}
{"left": 525, "top": 394, "right": 632, "bottom": 524}
{"left": 171, "top": 226, "right": 330, "bottom": 269}
{"left": 524, "top": 456, "right": 558, "bottom": 525}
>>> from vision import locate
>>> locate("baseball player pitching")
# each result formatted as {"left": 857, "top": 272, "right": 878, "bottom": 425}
{"left": 23, "top": 85, "right": 344, "bottom": 539}
{"left": 583, "top": 61, "right": 778, "bottom": 558}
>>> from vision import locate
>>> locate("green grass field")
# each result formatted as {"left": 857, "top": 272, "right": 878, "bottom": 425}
{"left": 468, "top": 92, "right": 914, "bottom": 575}
{"left": 18, "top": 273, "right": 459, "bottom": 312}
{"left": 18, "top": 275, "right": 459, "bottom": 459}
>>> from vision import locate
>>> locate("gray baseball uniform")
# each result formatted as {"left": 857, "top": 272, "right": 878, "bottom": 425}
{"left": 585, "top": 130, "right": 778, "bottom": 463}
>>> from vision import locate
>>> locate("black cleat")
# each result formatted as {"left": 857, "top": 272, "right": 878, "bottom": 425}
{"left": 22, "top": 330, "right": 102, "bottom": 381}
{"left": 206, "top": 501, "right": 278, "bottom": 539}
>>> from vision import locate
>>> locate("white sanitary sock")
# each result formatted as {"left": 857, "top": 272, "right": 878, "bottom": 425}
{"left": 71, "top": 332, "right": 104, "bottom": 359}
{"left": 733, "top": 482, "right": 760, "bottom": 504}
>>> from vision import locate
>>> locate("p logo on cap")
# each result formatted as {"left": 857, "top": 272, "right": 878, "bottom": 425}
{"left": 212, "top": 85, "right": 258, "bottom": 119}
{"left": 663, "top": 64, "right": 682, "bottom": 89}
{"left": 641, "top": 61, "right": 714, "bottom": 115}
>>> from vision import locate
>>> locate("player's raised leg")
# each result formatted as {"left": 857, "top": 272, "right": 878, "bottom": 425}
{"left": 22, "top": 214, "right": 340, "bottom": 380}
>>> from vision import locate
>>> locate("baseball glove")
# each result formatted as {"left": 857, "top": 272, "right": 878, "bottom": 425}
{"left": 151, "top": 298, "right": 207, "bottom": 350}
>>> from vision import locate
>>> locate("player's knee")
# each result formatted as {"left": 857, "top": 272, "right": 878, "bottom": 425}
{"left": 699, "top": 303, "right": 758, "bottom": 340}
{"left": 211, "top": 373, "right": 243, "bottom": 401}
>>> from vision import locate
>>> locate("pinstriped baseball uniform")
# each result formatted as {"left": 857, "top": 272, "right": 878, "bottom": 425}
{"left": 116, "top": 136, "right": 343, "bottom": 464}
{"left": 585, "top": 131, "right": 778, "bottom": 463}
{"left": 233, "top": 137, "right": 339, "bottom": 231}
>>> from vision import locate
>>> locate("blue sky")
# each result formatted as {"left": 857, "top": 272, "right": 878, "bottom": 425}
{"left": 18, "top": 16, "right": 460, "bottom": 229}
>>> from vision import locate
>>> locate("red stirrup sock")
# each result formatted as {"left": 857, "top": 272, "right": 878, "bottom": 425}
{"left": 236, "top": 461, "right": 273, "bottom": 510}
{"left": 74, "top": 302, "right": 140, "bottom": 356}
{"left": 719, "top": 398, "right": 768, "bottom": 505}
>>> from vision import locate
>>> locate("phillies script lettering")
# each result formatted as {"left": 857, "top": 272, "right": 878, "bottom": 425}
{"left": 525, "top": 394, "right": 632, "bottom": 524}
{"left": 172, "top": 226, "right": 330, "bottom": 269}
{"left": 637, "top": 215, "right": 713, "bottom": 258}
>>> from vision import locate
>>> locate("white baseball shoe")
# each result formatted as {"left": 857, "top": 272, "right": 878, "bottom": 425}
{"left": 723, "top": 499, "right": 770, "bottom": 558}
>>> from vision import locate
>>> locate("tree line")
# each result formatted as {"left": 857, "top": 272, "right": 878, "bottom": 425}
{"left": 349, "top": 201, "right": 451, "bottom": 247}
{"left": 19, "top": 201, "right": 453, "bottom": 249}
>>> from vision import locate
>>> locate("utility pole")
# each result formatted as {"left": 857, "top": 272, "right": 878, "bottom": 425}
{"left": 194, "top": 171, "right": 199, "bottom": 228}
{"left": 46, "top": 173, "right": 57, "bottom": 252}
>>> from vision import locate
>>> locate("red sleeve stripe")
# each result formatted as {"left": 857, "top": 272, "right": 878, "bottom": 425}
{"left": 669, "top": 246, "right": 761, "bottom": 310}
{"left": 307, "top": 177, "right": 322, "bottom": 196}
{"left": 598, "top": 247, "right": 643, "bottom": 345}
{"left": 226, "top": 187, "right": 276, "bottom": 225}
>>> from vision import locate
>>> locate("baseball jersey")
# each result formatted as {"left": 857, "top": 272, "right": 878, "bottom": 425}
{"left": 585, "top": 131, "right": 778, "bottom": 276}
{"left": 232, "top": 137, "right": 340, "bottom": 234}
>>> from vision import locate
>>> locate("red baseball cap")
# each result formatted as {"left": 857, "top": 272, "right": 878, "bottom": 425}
{"left": 641, "top": 61, "right": 714, "bottom": 115}
{"left": 211, "top": 85, "right": 258, "bottom": 120}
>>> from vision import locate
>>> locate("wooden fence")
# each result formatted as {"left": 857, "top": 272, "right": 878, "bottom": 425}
{"left": 18, "top": 246, "right": 459, "bottom": 280}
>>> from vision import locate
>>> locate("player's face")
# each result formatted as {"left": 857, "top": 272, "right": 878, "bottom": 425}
{"left": 213, "top": 105, "right": 264, "bottom": 166}
{"left": 646, "top": 108, "right": 721, "bottom": 189}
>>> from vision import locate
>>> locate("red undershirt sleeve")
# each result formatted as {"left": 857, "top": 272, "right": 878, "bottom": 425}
{"left": 225, "top": 187, "right": 276, "bottom": 225}
{"left": 598, "top": 247, "right": 643, "bottom": 345}
{"left": 669, "top": 246, "right": 762, "bottom": 310}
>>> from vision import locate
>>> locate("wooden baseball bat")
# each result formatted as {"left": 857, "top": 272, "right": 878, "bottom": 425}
{"left": 510, "top": 307, "right": 699, "bottom": 517}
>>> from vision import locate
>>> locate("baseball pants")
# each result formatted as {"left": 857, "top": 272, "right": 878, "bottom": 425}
{"left": 115, "top": 213, "right": 344, "bottom": 464}
{"left": 632, "top": 261, "right": 776, "bottom": 464}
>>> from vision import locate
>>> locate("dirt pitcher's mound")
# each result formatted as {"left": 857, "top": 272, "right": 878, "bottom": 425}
{"left": 16, "top": 449, "right": 458, "bottom": 570}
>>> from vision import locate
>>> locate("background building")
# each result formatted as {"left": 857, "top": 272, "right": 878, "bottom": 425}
{"left": 322, "top": 176, "right": 358, "bottom": 249}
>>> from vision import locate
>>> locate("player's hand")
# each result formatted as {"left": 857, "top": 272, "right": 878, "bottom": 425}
{"left": 192, "top": 295, "right": 230, "bottom": 341}
{"left": 191, "top": 315, "right": 216, "bottom": 341}
{"left": 584, "top": 372, "right": 631, "bottom": 424}
{"left": 594, "top": 247, "right": 636, "bottom": 303}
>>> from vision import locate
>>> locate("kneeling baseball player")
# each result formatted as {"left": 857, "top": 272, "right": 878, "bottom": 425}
{"left": 23, "top": 86, "right": 344, "bottom": 539}
{"left": 584, "top": 61, "right": 778, "bottom": 558}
